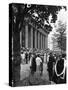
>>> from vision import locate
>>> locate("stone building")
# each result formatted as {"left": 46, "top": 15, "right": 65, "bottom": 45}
{"left": 20, "top": 17, "right": 51, "bottom": 51}
{"left": 11, "top": 16, "right": 52, "bottom": 85}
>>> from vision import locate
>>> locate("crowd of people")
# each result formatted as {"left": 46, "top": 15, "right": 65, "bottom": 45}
{"left": 30, "top": 54, "right": 43, "bottom": 76}
{"left": 21, "top": 49, "right": 44, "bottom": 75}
{"left": 20, "top": 48, "right": 66, "bottom": 84}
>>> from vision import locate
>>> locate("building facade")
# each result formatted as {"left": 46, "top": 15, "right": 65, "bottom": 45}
{"left": 20, "top": 17, "right": 51, "bottom": 51}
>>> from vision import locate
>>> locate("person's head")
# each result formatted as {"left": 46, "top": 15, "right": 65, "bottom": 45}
{"left": 21, "top": 50, "right": 23, "bottom": 54}
{"left": 49, "top": 52, "right": 53, "bottom": 56}
{"left": 32, "top": 53, "right": 35, "bottom": 57}
{"left": 62, "top": 53, "right": 66, "bottom": 58}
{"left": 37, "top": 54, "right": 40, "bottom": 57}
{"left": 54, "top": 53, "right": 56, "bottom": 56}
{"left": 59, "top": 55, "right": 62, "bottom": 59}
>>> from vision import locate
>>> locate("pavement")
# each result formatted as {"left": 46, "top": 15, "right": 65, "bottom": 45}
{"left": 20, "top": 63, "right": 48, "bottom": 80}
{"left": 15, "top": 62, "right": 55, "bottom": 86}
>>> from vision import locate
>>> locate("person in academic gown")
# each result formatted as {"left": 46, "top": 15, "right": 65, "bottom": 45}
{"left": 47, "top": 52, "right": 55, "bottom": 81}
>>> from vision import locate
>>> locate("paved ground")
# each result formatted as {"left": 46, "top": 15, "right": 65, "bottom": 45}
{"left": 20, "top": 63, "right": 30, "bottom": 80}
{"left": 20, "top": 63, "right": 49, "bottom": 81}
{"left": 15, "top": 62, "right": 55, "bottom": 86}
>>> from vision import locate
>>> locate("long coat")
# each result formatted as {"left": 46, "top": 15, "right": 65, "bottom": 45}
{"left": 31, "top": 57, "right": 36, "bottom": 72}
{"left": 48, "top": 55, "right": 55, "bottom": 71}
{"left": 47, "top": 55, "right": 55, "bottom": 80}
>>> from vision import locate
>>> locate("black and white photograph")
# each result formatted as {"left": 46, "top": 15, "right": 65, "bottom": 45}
{"left": 9, "top": 3, "right": 67, "bottom": 87}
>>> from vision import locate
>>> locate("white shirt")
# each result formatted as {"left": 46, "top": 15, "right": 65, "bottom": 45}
{"left": 47, "top": 55, "right": 49, "bottom": 62}
{"left": 21, "top": 53, "right": 25, "bottom": 60}
{"left": 30, "top": 56, "right": 33, "bottom": 66}
{"left": 44, "top": 53, "right": 46, "bottom": 62}
{"left": 36, "top": 57, "right": 42, "bottom": 66}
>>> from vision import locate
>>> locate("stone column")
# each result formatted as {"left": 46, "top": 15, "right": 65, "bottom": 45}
{"left": 44, "top": 36, "right": 45, "bottom": 49}
{"left": 38, "top": 32, "right": 40, "bottom": 49}
{"left": 41, "top": 34, "right": 42, "bottom": 49}
{"left": 45, "top": 36, "right": 48, "bottom": 49}
{"left": 31, "top": 27, "right": 33, "bottom": 48}
{"left": 42, "top": 35, "right": 43, "bottom": 49}
{"left": 45, "top": 36, "right": 48, "bottom": 63}
{"left": 20, "top": 30, "right": 22, "bottom": 48}
{"left": 39, "top": 33, "right": 41, "bottom": 49}
{"left": 46, "top": 36, "right": 48, "bottom": 49}
{"left": 25, "top": 24, "right": 28, "bottom": 48}
{"left": 35, "top": 30, "right": 37, "bottom": 48}
{"left": 43, "top": 36, "right": 44, "bottom": 49}
{"left": 45, "top": 36, "right": 46, "bottom": 49}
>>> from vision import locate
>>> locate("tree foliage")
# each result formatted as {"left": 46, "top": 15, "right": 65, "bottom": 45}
{"left": 10, "top": 3, "right": 66, "bottom": 32}
{"left": 57, "top": 35, "right": 66, "bottom": 51}
{"left": 52, "top": 21, "right": 66, "bottom": 51}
